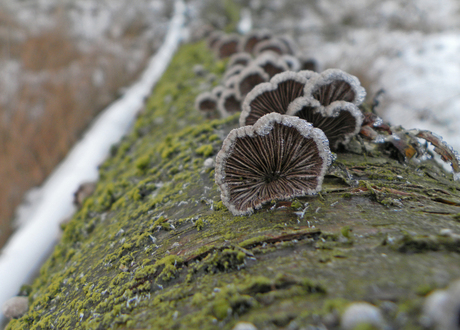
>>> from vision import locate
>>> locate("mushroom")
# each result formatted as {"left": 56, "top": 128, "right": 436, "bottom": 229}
{"left": 238, "top": 29, "right": 272, "bottom": 54}
{"left": 281, "top": 54, "right": 301, "bottom": 72}
{"left": 240, "top": 71, "right": 307, "bottom": 126}
{"left": 234, "top": 65, "right": 270, "bottom": 101}
{"left": 195, "top": 91, "right": 218, "bottom": 113}
{"left": 207, "top": 30, "right": 225, "bottom": 49}
{"left": 252, "top": 52, "right": 290, "bottom": 78}
{"left": 253, "top": 38, "right": 289, "bottom": 56}
{"left": 215, "top": 113, "right": 332, "bottom": 216}
{"left": 304, "top": 68, "right": 366, "bottom": 107}
{"left": 276, "top": 35, "right": 298, "bottom": 55}
{"left": 223, "top": 64, "right": 246, "bottom": 83}
{"left": 212, "top": 85, "right": 226, "bottom": 99}
{"left": 214, "top": 34, "right": 241, "bottom": 59}
{"left": 218, "top": 89, "right": 241, "bottom": 117}
{"left": 228, "top": 52, "right": 252, "bottom": 68}
{"left": 287, "top": 98, "right": 364, "bottom": 150}
{"left": 224, "top": 74, "right": 240, "bottom": 89}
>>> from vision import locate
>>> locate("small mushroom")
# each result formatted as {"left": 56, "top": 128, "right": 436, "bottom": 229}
{"left": 215, "top": 113, "right": 332, "bottom": 216}
{"left": 212, "top": 85, "right": 226, "bottom": 99}
{"left": 224, "top": 75, "right": 240, "bottom": 90}
{"left": 223, "top": 64, "right": 246, "bottom": 82}
{"left": 214, "top": 34, "right": 241, "bottom": 59}
{"left": 287, "top": 98, "right": 364, "bottom": 150}
{"left": 218, "top": 89, "right": 241, "bottom": 117}
{"left": 304, "top": 68, "right": 366, "bottom": 107}
{"left": 253, "top": 38, "right": 289, "bottom": 56}
{"left": 276, "top": 35, "right": 298, "bottom": 55}
{"left": 240, "top": 71, "right": 307, "bottom": 126}
{"left": 238, "top": 29, "right": 272, "bottom": 54}
{"left": 195, "top": 91, "right": 218, "bottom": 113}
{"left": 206, "top": 30, "right": 225, "bottom": 49}
{"left": 298, "top": 56, "right": 319, "bottom": 72}
{"left": 228, "top": 52, "right": 252, "bottom": 68}
{"left": 252, "top": 52, "right": 290, "bottom": 78}
{"left": 234, "top": 65, "right": 270, "bottom": 101}
{"left": 281, "top": 54, "right": 301, "bottom": 72}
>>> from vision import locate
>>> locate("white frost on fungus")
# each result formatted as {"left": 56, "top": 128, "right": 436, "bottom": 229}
{"left": 234, "top": 65, "right": 270, "bottom": 101}
{"left": 252, "top": 51, "right": 290, "bottom": 78}
{"left": 297, "top": 70, "right": 319, "bottom": 81}
{"left": 217, "top": 89, "right": 241, "bottom": 117}
{"left": 238, "top": 29, "right": 272, "bottom": 54}
{"left": 341, "top": 302, "right": 385, "bottom": 330}
{"left": 215, "top": 113, "right": 332, "bottom": 216}
{"left": 281, "top": 54, "right": 301, "bottom": 72}
{"left": 227, "top": 52, "right": 252, "bottom": 68}
{"left": 304, "top": 68, "right": 366, "bottom": 107}
{"left": 240, "top": 71, "right": 307, "bottom": 127}
{"left": 214, "top": 33, "right": 241, "bottom": 59}
{"left": 287, "top": 98, "right": 364, "bottom": 150}
{"left": 223, "top": 64, "right": 246, "bottom": 83}
{"left": 253, "top": 38, "right": 289, "bottom": 56}
{"left": 2, "top": 296, "right": 28, "bottom": 319}
{"left": 211, "top": 85, "right": 225, "bottom": 99}
{"left": 194, "top": 91, "right": 218, "bottom": 112}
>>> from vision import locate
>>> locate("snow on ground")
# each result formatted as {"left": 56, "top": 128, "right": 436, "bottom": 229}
{"left": 0, "top": 0, "right": 186, "bottom": 323}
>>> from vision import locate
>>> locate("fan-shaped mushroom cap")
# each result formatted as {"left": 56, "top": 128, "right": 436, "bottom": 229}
{"left": 218, "top": 89, "right": 241, "bottom": 117}
{"left": 240, "top": 71, "right": 307, "bottom": 126}
{"left": 224, "top": 75, "right": 240, "bottom": 89}
{"left": 304, "top": 69, "right": 366, "bottom": 107}
{"left": 277, "top": 35, "right": 298, "bottom": 55}
{"left": 212, "top": 85, "right": 226, "bottom": 98}
{"left": 228, "top": 52, "right": 252, "bottom": 68}
{"left": 287, "top": 98, "right": 364, "bottom": 150}
{"left": 215, "top": 113, "right": 333, "bottom": 216}
{"left": 223, "top": 64, "right": 246, "bottom": 82}
{"left": 298, "top": 56, "right": 319, "bottom": 72}
{"left": 281, "top": 54, "right": 301, "bottom": 72}
{"left": 253, "top": 38, "right": 289, "bottom": 56}
{"left": 238, "top": 29, "right": 273, "bottom": 54}
{"left": 214, "top": 34, "right": 241, "bottom": 59}
{"left": 207, "top": 30, "right": 225, "bottom": 49}
{"left": 195, "top": 91, "right": 218, "bottom": 112}
{"left": 252, "top": 52, "right": 289, "bottom": 78}
{"left": 234, "top": 65, "right": 270, "bottom": 101}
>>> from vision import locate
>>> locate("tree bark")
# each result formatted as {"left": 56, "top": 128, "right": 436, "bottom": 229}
{"left": 7, "top": 41, "right": 460, "bottom": 330}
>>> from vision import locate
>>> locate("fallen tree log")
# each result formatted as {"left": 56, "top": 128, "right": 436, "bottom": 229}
{"left": 7, "top": 41, "right": 460, "bottom": 330}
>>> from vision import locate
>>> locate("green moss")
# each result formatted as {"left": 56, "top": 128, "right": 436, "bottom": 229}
{"left": 195, "top": 144, "right": 213, "bottom": 157}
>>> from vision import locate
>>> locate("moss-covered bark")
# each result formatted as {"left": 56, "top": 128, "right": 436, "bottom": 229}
{"left": 7, "top": 41, "right": 460, "bottom": 330}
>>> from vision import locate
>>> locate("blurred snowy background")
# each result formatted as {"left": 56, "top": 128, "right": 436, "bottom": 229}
{"left": 1, "top": 0, "right": 459, "bottom": 256}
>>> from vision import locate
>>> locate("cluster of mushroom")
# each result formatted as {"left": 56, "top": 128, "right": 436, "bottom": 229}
{"left": 195, "top": 30, "right": 316, "bottom": 118}
{"left": 199, "top": 32, "right": 367, "bottom": 216}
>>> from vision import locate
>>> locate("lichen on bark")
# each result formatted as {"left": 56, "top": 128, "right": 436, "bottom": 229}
{"left": 7, "top": 41, "right": 460, "bottom": 330}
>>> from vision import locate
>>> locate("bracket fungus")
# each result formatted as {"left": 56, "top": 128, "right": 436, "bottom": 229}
{"left": 218, "top": 89, "right": 241, "bottom": 117}
{"left": 223, "top": 64, "right": 246, "bottom": 82}
{"left": 252, "top": 52, "right": 290, "bottom": 78}
{"left": 304, "top": 68, "right": 366, "bottom": 107}
{"left": 281, "top": 54, "right": 301, "bottom": 72}
{"left": 228, "top": 52, "right": 252, "bottom": 68}
{"left": 194, "top": 91, "right": 218, "bottom": 113}
{"left": 206, "top": 30, "right": 225, "bottom": 49}
{"left": 214, "top": 34, "right": 241, "bottom": 59}
{"left": 287, "top": 98, "right": 364, "bottom": 150}
{"left": 238, "top": 29, "right": 272, "bottom": 54}
{"left": 215, "top": 113, "right": 333, "bottom": 216}
{"left": 253, "top": 38, "right": 289, "bottom": 56}
{"left": 235, "top": 65, "right": 270, "bottom": 101}
{"left": 240, "top": 71, "right": 307, "bottom": 126}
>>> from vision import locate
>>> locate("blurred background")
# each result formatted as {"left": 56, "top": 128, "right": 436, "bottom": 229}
{"left": 1, "top": 0, "right": 459, "bottom": 248}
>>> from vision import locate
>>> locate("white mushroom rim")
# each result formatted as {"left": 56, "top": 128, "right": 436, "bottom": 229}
{"left": 287, "top": 98, "right": 364, "bottom": 150}
{"left": 304, "top": 68, "right": 366, "bottom": 107}
{"left": 240, "top": 71, "right": 308, "bottom": 127}
{"left": 215, "top": 113, "right": 333, "bottom": 216}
